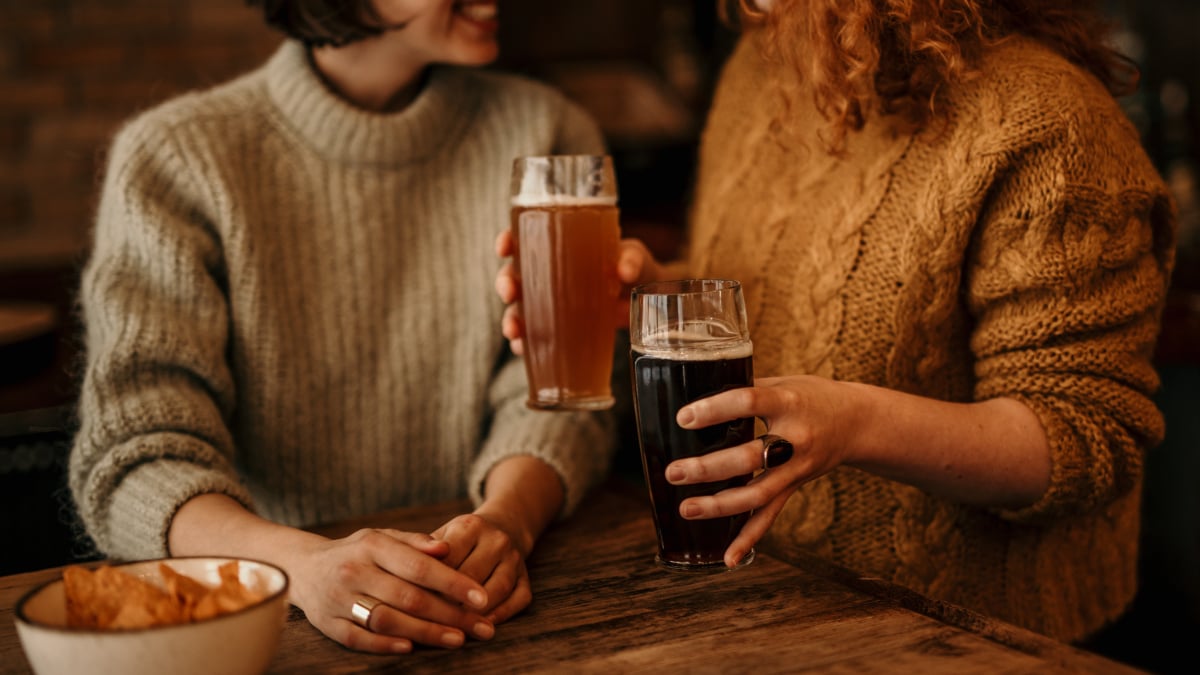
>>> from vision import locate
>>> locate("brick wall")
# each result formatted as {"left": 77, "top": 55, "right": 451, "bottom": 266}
{"left": 0, "top": 0, "right": 281, "bottom": 267}
{"left": 0, "top": 0, "right": 704, "bottom": 270}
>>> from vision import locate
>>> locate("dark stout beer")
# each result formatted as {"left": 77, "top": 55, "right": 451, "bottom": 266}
{"left": 631, "top": 338, "right": 754, "bottom": 568}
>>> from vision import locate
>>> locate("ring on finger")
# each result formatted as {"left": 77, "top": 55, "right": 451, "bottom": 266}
{"left": 350, "top": 594, "right": 384, "bottom": 630}
{"left": 758, "top": 434, "right": 794, "bottom": 471}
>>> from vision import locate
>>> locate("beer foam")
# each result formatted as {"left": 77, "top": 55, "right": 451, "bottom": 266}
{"left": 510, "top": 194, "right": 618, "bottom": 207}
{"left": 633, "top": 329, "right": 753, "bottom": 361}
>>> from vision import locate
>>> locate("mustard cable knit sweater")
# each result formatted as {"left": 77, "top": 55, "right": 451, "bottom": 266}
{"left": 689, "top": 32, "right": 1176, "bottom": 641}
{"left": 70, "top": 41, "right": 615, "bottom": 561}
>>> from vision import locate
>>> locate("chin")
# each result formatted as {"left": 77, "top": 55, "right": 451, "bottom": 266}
{"left": 447, "top": 40, "right": 499, "bottom": 67}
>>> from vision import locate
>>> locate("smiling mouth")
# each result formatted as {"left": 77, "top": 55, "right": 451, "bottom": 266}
{"left": 456, "top": 2, "right": 498, "bottom": 23}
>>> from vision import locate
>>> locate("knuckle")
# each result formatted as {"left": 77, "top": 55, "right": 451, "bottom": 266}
{"left": 333, "top": 560, "right": 361, "bottom": 586}
{"left": 791, "top": 427, "right": 814, "bottom": 451}
{"left": 390, "top": 587, "right": 424, "bottom": 613}
{"left": 777, "top": 386, "right": 802, "bottom": 407}
{"left": 399, "top": 554, "right": 430, "bottom": 580}
{"left": 745, "top": 483, "right": 773, "bottom": 506}
{"left": 458, "top": 513, "right": 486, "bottom": 532}
{"left": 359, "top": 529, "right": 388, "bottom": 551}
{"left": 738, "top": 387, "right": 762, "bottom": 409}
{"left": 687, "top": 459, "right": 712, "bottom": 481}
{"left": 340, "top": 627, "right": 365, "bottom": 649}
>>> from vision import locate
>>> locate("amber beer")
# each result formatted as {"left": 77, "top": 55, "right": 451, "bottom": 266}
{"left": 632, "top": 337, "right": 755, "bottom": 569}
{"left": 510, "top": 155, "right": 620, "bottom": 410}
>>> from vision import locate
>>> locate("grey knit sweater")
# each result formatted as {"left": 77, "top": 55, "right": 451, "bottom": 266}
{"left": 70, "top": 41, "right": 615, "bottom": 560}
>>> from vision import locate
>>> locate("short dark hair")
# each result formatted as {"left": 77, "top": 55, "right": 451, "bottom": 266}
{"left": 245, "top": 0, "right": 386, "bottom": 47}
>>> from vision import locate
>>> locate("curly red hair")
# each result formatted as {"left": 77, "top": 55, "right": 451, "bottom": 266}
{"left": 724, "top": 0, "right": 1137, "bottom": 149}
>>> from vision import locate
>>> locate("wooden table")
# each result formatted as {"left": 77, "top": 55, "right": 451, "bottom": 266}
{"left": 0, "top": 482, "right": 1142, "bottom": 673}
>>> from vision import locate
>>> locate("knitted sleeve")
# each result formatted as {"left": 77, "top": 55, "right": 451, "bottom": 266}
{"left": 965, "top": 86, "right": 1176, "bottom": 523}
{"left": 467, "top": 95, "right": 616, "bottom": 518}
{"left": 69, "top": 113, "right": 252, "bottom": 560}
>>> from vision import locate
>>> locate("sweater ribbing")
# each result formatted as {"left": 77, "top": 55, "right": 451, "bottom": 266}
{"left": 71, "top": 41, "right": 615, "bottom": 560}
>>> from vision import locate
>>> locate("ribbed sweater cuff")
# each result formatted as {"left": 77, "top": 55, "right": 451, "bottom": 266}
{"left": 470, "top": 412, "right": 613, "bottom": 520}
{"left": 102, "top": 459, "right": 253, "bottom": 561}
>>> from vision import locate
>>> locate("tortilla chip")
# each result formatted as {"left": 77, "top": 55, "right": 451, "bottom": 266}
{"left": 62, "top": 561, "right": 262, "bottom": 629}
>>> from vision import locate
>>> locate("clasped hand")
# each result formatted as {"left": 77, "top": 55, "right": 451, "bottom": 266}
{"left": 290, "top": 511, "right": 530, "bottom": 654}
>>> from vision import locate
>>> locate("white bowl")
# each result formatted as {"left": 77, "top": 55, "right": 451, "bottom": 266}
{"left": 15, "top": 557, "right": 289, "bottom": 675}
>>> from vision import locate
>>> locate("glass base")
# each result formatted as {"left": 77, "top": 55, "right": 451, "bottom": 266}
{"left": 655, "top": 548, "right": 755, "bottom": 573}
{"left": 526, "top": 396, "right": 615, "bottom": 411}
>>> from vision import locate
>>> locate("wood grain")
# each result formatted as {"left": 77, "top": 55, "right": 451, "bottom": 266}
{"left": 1, "top": 482, "right": 1143, "bottom": 674}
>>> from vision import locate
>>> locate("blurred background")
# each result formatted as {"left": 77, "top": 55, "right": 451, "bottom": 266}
{"left": 0, "top": 1, "right": 1196, "bottom": 672}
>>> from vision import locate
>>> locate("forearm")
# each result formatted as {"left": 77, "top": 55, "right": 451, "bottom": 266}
{"left": 168, "top": 493, "right": 326, "bottom": 574}
{"left": 843, "top": 382, "right": 1051, "bottom": 508}
{"left": 473, "top": 455, "right": 565, "bottom": 556}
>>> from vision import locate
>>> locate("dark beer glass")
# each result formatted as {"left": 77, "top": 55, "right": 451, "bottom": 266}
{"left": 511, "top": 155, "right": 620, "bottom": 411}
{"left": 630, "top": 279, "right": 755, "bottom": 571}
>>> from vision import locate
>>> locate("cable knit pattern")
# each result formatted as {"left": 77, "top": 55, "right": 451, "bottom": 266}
{"left": 71, "top": 40, "right": 615, "bottom": 561}
{"left": 689, "top": 32, "right": 1176, "bottom": 641}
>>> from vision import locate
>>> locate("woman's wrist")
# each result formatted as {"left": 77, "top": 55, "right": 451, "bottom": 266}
{"left": 475, "top": 456, "right": 565, "bottom": 557}
{"left": 832, "top": 382, "right": 1051, "bottom": 507}
{"left": 169, "top": 493, "right": 327, "bottom": 586}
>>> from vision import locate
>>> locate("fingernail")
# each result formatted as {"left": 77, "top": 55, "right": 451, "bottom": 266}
{"left": 442, "top": 631, "right": 465, "bottom": 648}
{"left": 391, "top": 640, "right": 412, "bottom": 654}
{"left": 682, "top": 503, "right": 701, "bottom": 518}
{"left": 677, "top": 408, "right": 695, "bottom": 427}
{"left": 666, "top": 466, "right": 685, "bottom": 483}
{"left": 468, "top": 589, "right": 487, "bottom": 609}
{"left": 474, "top": 621, "right": 495, "bottom": 639}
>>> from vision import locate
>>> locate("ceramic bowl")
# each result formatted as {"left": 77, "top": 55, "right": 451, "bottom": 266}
{"left": 14, "top": 557, "right": 289, "bottom": 675}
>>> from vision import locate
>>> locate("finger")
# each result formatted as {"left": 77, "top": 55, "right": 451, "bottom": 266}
{"left": 366, "top": 571, "right": 494, "bottom": 641}
{"left": 457, "top": 540, "right": 504, "bottom": 588}
{"left": 434, "top": 514, "right": 492, "bottom": 577}
{"left": 486, "top": 566, "right": 533, "bottom": 625}
{"left": 495, "top": 262, "right": 521, "bottom": 304}
{"left": 665, "top": 439, "right": 762, "bottom": 486}
{"left": 678, "top": 468, "right": 798, "bottom": 520}
{"left": 476, "top": 548, "right": 520, "bottom": 614}
{"left": 723, "top": 490, "right": 792, "bottom": 568}
{"left": 494, "top": 229, "right": 514, "bottom": 257}
{"left": 363, "top": 601, "right": 476, "bottom": 649}
{"left": 677, "top": 386, "right": 782, "bottom": 430}
{"left": 378, "top": 529, "right": 451, "bottom": 558}
{"left": 336, "top": 620, "right": 414, "bottom": 654}
{"left": 370, "top": 537, "right": 490, "bottom": 612}
{"left": 501, "top": 304, "right": 524, "bottom": 341}
{"left": 501, "top": 306, "right": 526, "bottom": 356}
{"left": 617, "top": 240, "right": 645, "bottom": 284}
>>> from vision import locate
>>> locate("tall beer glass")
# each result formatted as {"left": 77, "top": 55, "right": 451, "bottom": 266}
{"left": 630, "top": 279, "right": 755, "bottom": 571}
{"left": 510, "top": 155, "right": 620, "bottom": 411}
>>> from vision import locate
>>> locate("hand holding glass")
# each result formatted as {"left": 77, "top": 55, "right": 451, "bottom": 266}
{"left": 630, "top": 279, "right": 756, "bottom": 571}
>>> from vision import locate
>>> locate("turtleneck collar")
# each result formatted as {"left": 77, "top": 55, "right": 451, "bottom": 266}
{"left": 264, "top": 40, "right": 480, "bottom": 167}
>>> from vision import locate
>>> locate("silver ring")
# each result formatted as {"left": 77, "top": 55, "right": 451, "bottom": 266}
{"left": 759, "top": 434, "right": 794, "bottom": 471}
{"left": 350, "top": 595, "right": 383, "bottom": 630}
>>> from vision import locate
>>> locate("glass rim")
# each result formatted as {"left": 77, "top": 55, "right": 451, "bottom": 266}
{"left": 631, "top": 278, "right": 742, "bottom": 298}
{"left": 511, "top": 153, "right": 612, "bottom": 162}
